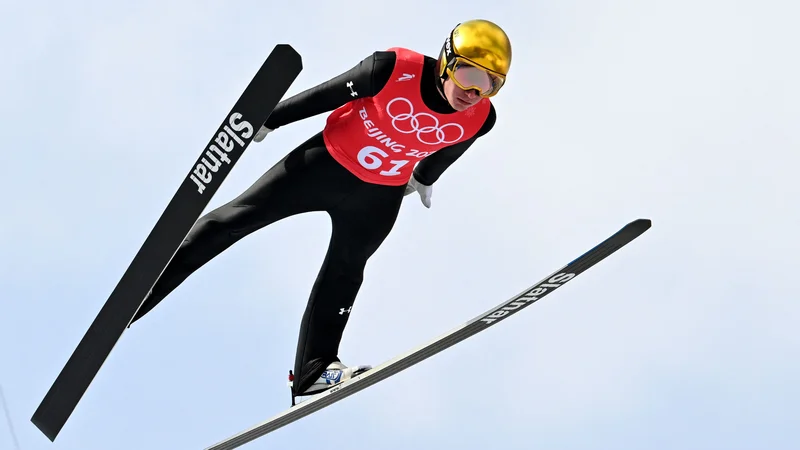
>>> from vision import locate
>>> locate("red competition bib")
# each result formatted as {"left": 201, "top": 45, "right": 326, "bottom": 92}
{"left": 322, "top": 47, "right": 491, "bottom": 186}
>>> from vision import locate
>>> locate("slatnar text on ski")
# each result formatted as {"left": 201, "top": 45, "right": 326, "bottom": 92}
{"left": 479, "top": 272, "right": 575, "bottom": 324}
{"left": 189, "top": 112, "right": 254, "bottom": 194}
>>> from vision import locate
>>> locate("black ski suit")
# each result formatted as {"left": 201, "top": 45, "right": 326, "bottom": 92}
{"left": 129, "top": 49, "right": 496, "bottom": 395}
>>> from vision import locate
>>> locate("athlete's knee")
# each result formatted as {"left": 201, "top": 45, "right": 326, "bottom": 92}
{"left": 192, "top": 212, "right": 227, "bottom": 234}
{"left": 333, "top": 260, "right": 366, "bottom": 284}
{"left": 189, "top": 206, "right": 249, "bottom": 240}
{"left": 328, "top": 251, "right": 372, "bottom": 287}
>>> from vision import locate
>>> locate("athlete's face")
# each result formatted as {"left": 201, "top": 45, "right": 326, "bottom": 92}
{"left": 443, "top": 78, "right": 483, "bottom": 111}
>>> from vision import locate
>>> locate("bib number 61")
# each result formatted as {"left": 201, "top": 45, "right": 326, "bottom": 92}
{"left": 357, "top": 146, "right": 409, "bottom": 176}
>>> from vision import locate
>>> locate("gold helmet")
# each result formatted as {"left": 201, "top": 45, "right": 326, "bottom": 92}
{"left": 439, "top": 19, "right": 512, "bottom": 98}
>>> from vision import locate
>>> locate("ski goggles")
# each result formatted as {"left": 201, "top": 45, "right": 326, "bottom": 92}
{"left": 447, "top": 57, "right": 506, "bottom": 97}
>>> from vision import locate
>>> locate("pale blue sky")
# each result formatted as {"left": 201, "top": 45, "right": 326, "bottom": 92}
{"left": 2, "top": 1, "right": 799, "bottom": 449}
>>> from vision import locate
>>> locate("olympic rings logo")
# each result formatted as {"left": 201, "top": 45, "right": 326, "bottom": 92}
{"left": 386, "top": 97, "right": 465, "bottom": 145}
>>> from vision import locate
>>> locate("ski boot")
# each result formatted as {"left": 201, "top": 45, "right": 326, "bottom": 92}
{"left": 288, "top": 361, "right": 371, "bottom": 405}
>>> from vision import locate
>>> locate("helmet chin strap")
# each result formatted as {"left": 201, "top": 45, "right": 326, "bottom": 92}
{"left": 436, "top": 78, "right": 455, "bottom": 109}
{"left": 434, "top": 59, "right": 452, "bottom": 106}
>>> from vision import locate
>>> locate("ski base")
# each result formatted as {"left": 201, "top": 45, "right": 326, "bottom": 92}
{"left": 204, "top": 218, "right": 652, "bottom": 450}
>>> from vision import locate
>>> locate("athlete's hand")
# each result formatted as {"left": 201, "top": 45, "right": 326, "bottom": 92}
{"left": 253, "top": 125, "right": 273, "bottom": 143}
{"left": 404, "top": 175, "right": 432, "bottom": 208}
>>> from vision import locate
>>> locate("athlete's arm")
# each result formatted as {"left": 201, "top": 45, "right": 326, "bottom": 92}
{"left": 412, "top": 105, "right": 497, "bottom": 185}
{"left": 263, "top": 51, "right": 396, "bottom": 129}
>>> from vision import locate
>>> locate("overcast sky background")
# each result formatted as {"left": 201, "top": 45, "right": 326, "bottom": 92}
{"left": 2, "top": 0, "right": 798, "bottom": 449}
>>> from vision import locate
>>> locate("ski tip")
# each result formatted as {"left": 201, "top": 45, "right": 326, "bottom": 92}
{"left": 621, "top": 218, "right": 652, "bottom": 237}
{"left": 269, "top": 44, "right": 303, "bottom": 70}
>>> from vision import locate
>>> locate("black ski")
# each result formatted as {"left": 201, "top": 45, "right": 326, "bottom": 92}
{"left": 31, "top": 44, "right": 303, "bottom": 442}
{"left": 204, "top": 218, "right": 652, "bottom": 450}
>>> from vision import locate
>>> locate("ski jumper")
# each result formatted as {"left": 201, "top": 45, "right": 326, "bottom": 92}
{"left": 129, "top": 48, "right": 495, "bottom": 395}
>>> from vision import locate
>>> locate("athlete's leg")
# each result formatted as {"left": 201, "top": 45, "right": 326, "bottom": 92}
{"left": 130, "top": 132, "right": 354, "bottom": 324}
{"left": 291, "top": 181, "right": 406, "bottom": 394}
